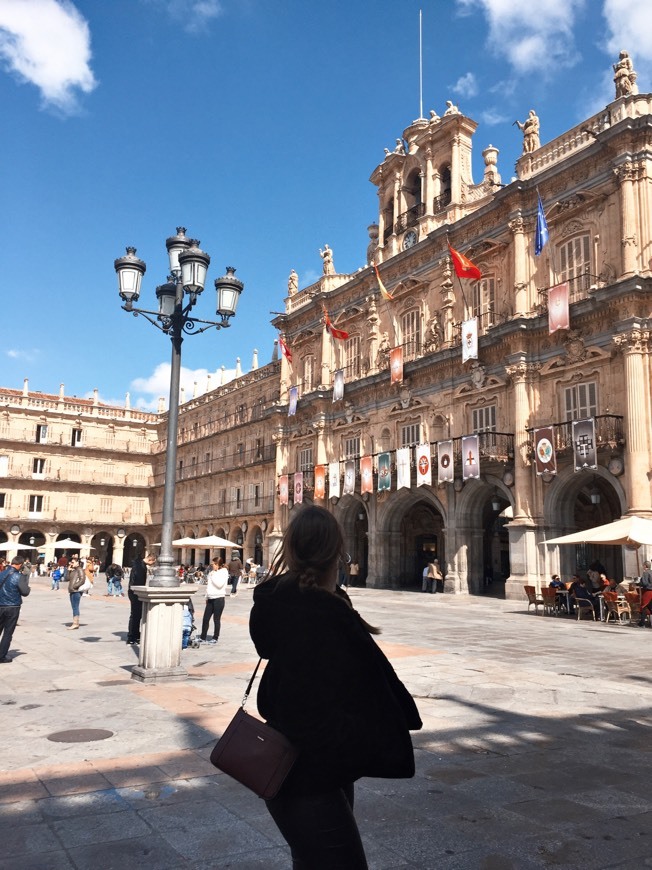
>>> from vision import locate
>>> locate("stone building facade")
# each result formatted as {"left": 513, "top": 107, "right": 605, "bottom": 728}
{"left": 2, "top": 59, "right": 651, "bottom": 596}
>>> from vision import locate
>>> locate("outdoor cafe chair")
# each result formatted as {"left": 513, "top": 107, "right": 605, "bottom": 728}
{"left": 524, "top": 585, "right": 544, "bottom": 614}
{"left": 573, "top": 595, "right": 596, "bottom": 621}
{"left": 540, "top": 586, "right": 559, "bottom": 616}
{"left": 625, "top": 590, "right": 642, "bottom": 623}
{"left": 603, "top": 590, "right": 631, "bottom": 625}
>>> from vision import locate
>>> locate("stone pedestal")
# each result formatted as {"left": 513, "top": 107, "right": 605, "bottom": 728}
{"left": 130, "top": 585, "right": 197, "bottom": 684}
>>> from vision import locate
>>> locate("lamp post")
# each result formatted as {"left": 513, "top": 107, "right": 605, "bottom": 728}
{"left": 114, "top": 227, "right": 244, "bottom": 681}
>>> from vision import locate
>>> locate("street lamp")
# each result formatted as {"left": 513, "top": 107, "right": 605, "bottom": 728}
{"left": 114, "top": 227, "right": 244, "bottom": 589}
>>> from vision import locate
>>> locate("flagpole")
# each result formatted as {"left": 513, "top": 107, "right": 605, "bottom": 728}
{"left": 419, "top": 9, "right": 424, "bottom": 119}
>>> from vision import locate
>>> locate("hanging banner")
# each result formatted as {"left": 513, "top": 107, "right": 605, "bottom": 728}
{"left": 437, "top": 440, "right": 454, "bottom": 483}
{"left": 279, "top": 475, "right": 289, "bottom": 505}
{"left": 573, "top": 418, "right": 597, "bottom": 471}
{"left": 416, "top": 443, "right": 432, "bottom": 487}
{"left": 534, "top": 426, "right": 557, "bottom": 476}
{"left": 314, "top": 465, "right": 326, "bottom": 499}
{"left": 288, "top": 386, "right": 298, "bottom": 416}
{"left": 462, "top": 318, "right": 478, "bottom": 362}
{"left": 390, "top": 347, "right": 404, "bottom": 384}
{"left": 360, "top": 456, "right": 373, "bottom": 494}
{"left": 462, "top": 435, "right": 480, "bottom": 480}
{"left": 548, "top": 282, "right": 570, "bottom": 334}
{"left": 378, "top": 452, "right": 391, "bottom": 491}
{"left": 333, "top": 369, "right": 344, "bottom": 402}
{"left": 328, "top": 461, "right": 340, "bottom": 499}
{"left": 294, "top": 471, "right": 303, "bottom": 504}
{"left": 343, "top": 460, "right": 356, "bottom": 495}
{"left": 396, "top": 446, "right": 411, "bottom": 490}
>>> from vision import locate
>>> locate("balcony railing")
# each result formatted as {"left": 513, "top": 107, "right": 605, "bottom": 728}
{"left": 536, "top": 271, "right": 596, "bottom": 313}
{"left": 151, "top": 495, "right": 274, "bottom": 524}
{"left": 526, "top": 415, "right": 625, "bottom": 453}
{"left": 394, "top": 202, "right": 425, "bottom": 234}
{"left": 0, "top": 425, "right": 153, "bottom": 453}
{"left": 433, "top": 190, "right": 452, "bottom": 213}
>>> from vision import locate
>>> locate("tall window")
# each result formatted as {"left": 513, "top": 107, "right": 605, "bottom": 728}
{"left": 401, "top": 310, "right": 421, "bottom": 360}
{"left": 233, "top": 486, "right": 242, "bottom": 510}
{"left": 0, "top": 455, "right": 7, "bottom": 476}
{"left": 303, "top": 355, "right": 314, "bottom": 392}
{"left": 100, "top": 497, "right": 112, "bottom": 517}
{"left": 473, "top": 405, "right": 497, "bottom": 448}
{"left": 0, "top": 492, "right": 5, "bottom": 516}
{"left": 71, "top": 427, "right": 83, "bottom": 447}
{"left": 559, "top": 234, "right": 591, "bottom": 291}
{"left": 299, "top": 446, "right": 313, "bottom": 472}
{"left": 28, "top": 494, "right": 44, "bottom": 515}
{"left": 344, "top": 436, "right": 360, "bottom": 460}
{"left": 344, "top": 336, "right": 361, "bottom": 379}
{"left": 401, "top": 422, "right": 420, "bottom": 447}
{"left": 472, "top": 276, "right": 495, "bottom": 328}
{"left": 66, "top": 494, "right": 79, "bottom": 513}
{"left": 32, "top": 458, "right": 45, "bottom": 477}
{"left": 564, "top": 382, "right": 597, "bottom": 420}
{"left": 35, "top": 424, "right": 48, "bottom": 444}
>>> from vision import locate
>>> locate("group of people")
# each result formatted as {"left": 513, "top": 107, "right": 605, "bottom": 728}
{"left": 549, "top": 561, "right": 652, "bottom": 624}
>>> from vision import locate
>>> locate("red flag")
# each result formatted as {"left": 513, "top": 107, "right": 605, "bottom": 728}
{"left": 448, "top": 244, "right": 482, "bottom": 280}
{"left": 279, "top": 336, "right": 292, "bottom": 363}
{"left": 323, "top": 308, "right": 349, "bottom": 341}
{"left": 373, "top": 264, "right": 394, "bottom": 301}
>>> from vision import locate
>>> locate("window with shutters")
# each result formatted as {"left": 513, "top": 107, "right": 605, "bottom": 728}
{"left": 401, "top": 422, "right": 420, "bottom": 447}
{"left": 0, "top": 492, "right": 5, "bottom": 517}
{"left": 33, "top": 457, "right": 45, "bottom": 478}
{"left": 401, "top": 309, "right": 421, "bottom": 361}
{"left": 35, "top": 424, "right": 48, "bottom": 444}
{"left": 472, "top": 276, "right": 496, "bottom": 331}
{"left": 564, "top": 382, "right": 597, "bottom": 420}
{"left": 303, "top": 355, "right": 314, "bottom": 392}
{"left": 71, "top": 427, "right": 83, "bottom": 447}
{"left": 344, "top": 336, "right": 361, "bottom": 379}
{"left": 299, "top": 446, "right": 313, "bottom": 472}
{"left": 28, "top": 494, "right": 44, "bottom": 515}
{"left": 559, "top": 234, "right": 591, "bottom": 295}
{"left": 473, "top": 405, "right": 497, "bottom": 447}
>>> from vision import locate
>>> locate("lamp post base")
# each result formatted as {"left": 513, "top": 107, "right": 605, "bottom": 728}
{"left": 130, "top": 585, "right": 197, "bottom": 684}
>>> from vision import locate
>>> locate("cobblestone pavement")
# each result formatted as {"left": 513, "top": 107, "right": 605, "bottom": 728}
{"left": 1, "top": 579, "right": 652, "bottom": 869}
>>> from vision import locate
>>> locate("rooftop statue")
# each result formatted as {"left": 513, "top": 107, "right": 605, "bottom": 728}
{"left": 319, "top": 244, "right": 335, "bottom": 276}
{"left": 613, "top": 50, "right": 638, "bottom": 98}
{"left": 515, "top": 109, "right": 540, "bottom": 154}
{"left": 287, "top": 269, "right": 298, "bottom": 296}
{"left": 444, "top": 100, "right": 460, "bottom": 115}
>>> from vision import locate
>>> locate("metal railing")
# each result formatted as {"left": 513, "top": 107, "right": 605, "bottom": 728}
{"left": 526, "top": 415, "right": 625, "bottom": 453}
{"left": 395, "top": 202, "right": 425, "bottom": 234}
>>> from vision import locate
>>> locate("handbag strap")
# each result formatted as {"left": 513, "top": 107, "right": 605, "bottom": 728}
{"left": 242, "top": 657, "right": 263, "bottom": 708}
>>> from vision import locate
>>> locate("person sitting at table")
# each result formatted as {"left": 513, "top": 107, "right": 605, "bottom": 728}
{"left": 637, "top": 561, "right": 652, "bottom": 626}
{"left": 549, "top": 574, "right": 564, "bottom": 589}
{"left": 572, "top": 579, "right": 601, "bottom": 619}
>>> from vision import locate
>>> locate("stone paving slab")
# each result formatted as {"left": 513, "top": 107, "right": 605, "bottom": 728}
{"left": 1, "top": 580, "right": 652, "bottom": 868}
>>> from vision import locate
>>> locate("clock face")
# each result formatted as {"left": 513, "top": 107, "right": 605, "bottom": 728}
{"left": 402, "top": 230, "right": 418, "bottom": 250}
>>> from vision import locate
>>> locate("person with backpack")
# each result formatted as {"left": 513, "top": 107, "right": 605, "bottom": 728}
{"left": 0, "top": 556, "right": 31, "bottom": 662}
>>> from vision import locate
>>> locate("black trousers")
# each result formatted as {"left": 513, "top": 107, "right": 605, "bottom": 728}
{"left": 201, "top": 597, "right": 225, "bottom": 640}
{"left": 266, "top": 783, "right": 368, "bottom": 869}
{"left": 127, "top": 589, "right": 143, "bottom": 643}
{"left": 0, "top": 606, "right": 21, "bottom": 659}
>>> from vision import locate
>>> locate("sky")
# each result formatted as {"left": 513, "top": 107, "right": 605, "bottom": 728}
{"left": 1, "top": 0, "right": 651, "bottom": 411}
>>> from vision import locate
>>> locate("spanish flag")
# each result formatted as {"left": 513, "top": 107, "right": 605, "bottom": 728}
{"left": 448, "top": 244, "right": 482, "bottom": 281}
{"left": 373, "top": 264, "right": 394, "bottom": 301}
{"left": 323, "top": 308, "right": 349, "bottom": 341}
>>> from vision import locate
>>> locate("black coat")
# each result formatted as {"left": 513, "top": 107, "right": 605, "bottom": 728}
{"left": 249, "top": 574, "right": 422, "bottom": 796}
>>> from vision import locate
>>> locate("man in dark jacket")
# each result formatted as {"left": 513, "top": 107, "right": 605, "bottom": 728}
{"left": 0, "top": 556, "right": 31, "bottom": 663}
{"left": 127, "top": 554, "right": 155, "bottom": 645}
{"left": 229, "top": 553, "right": 243, "bottom": 596}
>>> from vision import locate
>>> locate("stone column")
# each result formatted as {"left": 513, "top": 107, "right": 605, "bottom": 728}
{"left": 441, "top": 259, "right": 454, "bottom": 344}
{"left": 615, "top": 327, "right": 652, "bottom": 515}
{"left": 614, "top": 160, "right": 639, "bottom": 276}
{"left": 424, "top": 148, "right": 434, "bottom": 216}
{"left": 131, "top": 585, "right": 197, "bottom": 683}
{"left": 319, "top": 323, "right": 332, "bottom": 389}
{"left": 509, "top": 212, "right": 528, "bottom": 316}
{"left": 279, "top": 344, "right": 290, "bottom": 403}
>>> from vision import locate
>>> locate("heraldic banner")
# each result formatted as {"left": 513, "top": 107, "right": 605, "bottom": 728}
{"left": 314, "top": 465, "right": 326, "bottom": 499}
{"left": 534, "top": 426, "right": 557, "bottom": 476}
{"left": 377, "top": 452, "right": 391, "bottom": 491}
{"left": 416, "top": 443, "right": 432, "bottom": 486}
{"left": 462, "top": 434, "right": 480, "bottom": 480}
{"left": 390, "top": 347, "right": 404, "bottom": 384}
{"left": 572, "top": 418, "right": 597, "bottom": 471}
{"left": 343, "top": 460, "right": 356, "bottom": 495}
{"left": 333, "top": 369, "right": 344, "bottom": 402}
{"left": 548, "top": 282, "right": 570, "bottom": 334}
{"left": 396, "top": 446, "right": 411, "bottom": 489}
{"left": 461, "top": 317, "right": 478, "bottom": 363}
{"left": 360, "top": 455, "right": 373, "bottom": 494}
{"left": 438, "top": 440, "right": 454, "bottom": 483}
{"left": 288, "top": 386, "right": 298, "bottom": 416}
{"left": 329, "top": 461, "right": 340, "bottom": 499}
{"left": 279, "top": 475, "right": 289, "bottom": 505}
{"left": 294, "top": 471, "right": 303, "bottom": 504}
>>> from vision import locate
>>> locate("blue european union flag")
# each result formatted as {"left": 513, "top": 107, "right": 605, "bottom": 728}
{"left": 535, "top": 193, "right": 549, "bottom": 256}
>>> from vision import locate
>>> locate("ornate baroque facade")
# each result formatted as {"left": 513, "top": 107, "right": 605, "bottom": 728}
{"left": 1, "top": 65, "right": 651, "bottom": 596}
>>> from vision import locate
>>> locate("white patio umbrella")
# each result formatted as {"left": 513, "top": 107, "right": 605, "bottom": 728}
{"left": 0, "top": 541, "right": 35, "bottom": 552}
{"left": 193, "top": 535, "right": 241, "bottom": 548}
{"left": 172, "top": 537, "right": 201, "bottom": 547}
{"left": 543, "top": 516, "right": 652, "bottom": 547}
{"left": 43, "top": 538, "right": 84, "bottom": 550}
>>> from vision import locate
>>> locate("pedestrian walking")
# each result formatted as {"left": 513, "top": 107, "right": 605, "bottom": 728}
{"left": 0, "top": 556, "right": 31, "bottom": 663}
{"left": 199, "top": 557, "right": 228, "bottom": 644}
{"left": 250, "top": 505, "right": 422, "bottom": 869}
{"left": 229, "top": 553, "right": 243, "bottom": 595}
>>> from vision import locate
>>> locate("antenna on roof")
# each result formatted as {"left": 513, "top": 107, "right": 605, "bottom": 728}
{"left": 419, "top": 9, "right": 424, "bottom": 119}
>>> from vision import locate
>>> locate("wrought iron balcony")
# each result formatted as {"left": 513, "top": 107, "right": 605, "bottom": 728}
{"left": 394, "top": 202, "right": 425, "bottom": 234}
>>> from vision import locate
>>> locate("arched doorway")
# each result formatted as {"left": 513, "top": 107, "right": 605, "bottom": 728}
{"left": 400, "top": 501, "right": 444, "bottom": 589}
{"left": 91, "top": 532, "right": 113, "bottom": 571}
{"left": 18, "top": 529, "right": 46, "bottom": 567}
{"left": 123, "top": 532, "right": 146, "bottom": 567}
{"left": 482, "top": 492, "right": 511, "bottom": 596}
{"left": 334, "top": 496, "right": 369, "bottom": 586}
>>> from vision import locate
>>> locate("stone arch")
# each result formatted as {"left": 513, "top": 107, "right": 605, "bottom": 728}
{"left": 123, "top": 532, "right": 146, "bottom": 567}
{"left": 334, "top": 495, "right": 369, "bottom": 584}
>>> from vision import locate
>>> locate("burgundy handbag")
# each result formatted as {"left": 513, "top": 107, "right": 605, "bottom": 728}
{"left": 210, "top": 658, "right": 298, "bottom": 799}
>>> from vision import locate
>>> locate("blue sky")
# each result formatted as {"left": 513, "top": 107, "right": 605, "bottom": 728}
{"left": 1, "top": 0, "right": 650, "bottom": 410}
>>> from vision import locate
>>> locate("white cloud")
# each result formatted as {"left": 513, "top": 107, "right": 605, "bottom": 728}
{"left": 479, "top": 108, "right": 510, "bottom": 126}
{"left": 6, "top": 348, "right": 40, "bottom": 362}
{"left": 603, "top": 0, "right": 652, "bottom": 93}
{"left": 130, "top": 362, "right": 238, "bottom": 411}
{"left": 456, "top": 0, "right": 585, "bottom": 75}
{"left": 0, "top": 0, "right": 96, "bottom": 114}
{"left": 452, "top": 72, "right": 478, "bottom": 98}
{"left": 145, "top": 0, "right": 223, "bottom": 35}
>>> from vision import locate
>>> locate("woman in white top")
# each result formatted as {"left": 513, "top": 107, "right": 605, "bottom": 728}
{"left": 200, "top": 556, "right": 229, "bottom": 644}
